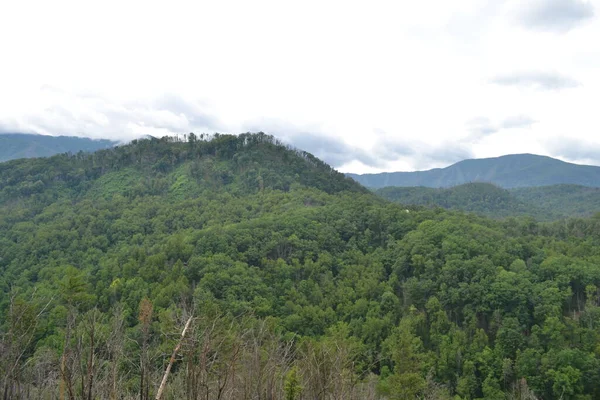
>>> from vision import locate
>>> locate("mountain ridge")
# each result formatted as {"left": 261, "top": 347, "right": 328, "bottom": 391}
{"left": 0, "top": 132, "right": 366, "bottom": 207}
{"left": 375, "top": 182, "right": 600, "bottom": 220}
{"left": 0, "top": 132, "right": 117, "bottom": 162}
{"left": 3, "top": 133, "right": 600, "bottom": 399}
{"left": 348, "top": 153, "right": 600, "bottom": 188}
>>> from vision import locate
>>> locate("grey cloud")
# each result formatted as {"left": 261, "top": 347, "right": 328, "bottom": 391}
{"left": 501, "top": 115, "right": 538, "bottom": 129}
{"left": 152, "top": 94, "right": 222, "bottom": 132}
{"left": 370, "top": 127, "right": 475, "bottom": 168}
{"left": 286, "top": 132, "right": 383, "bottom": 168}
{"left": 517, "top": 0, "right": 594, "bottom": 32}
{"left": 244, "top": 120, "right": 471, "bottom": 170}
{"left": 414, "top": 143, "right": 475, "bottom": 170}
{"left": 373, "top": 138, "right": 474, "bottom": 170}
{"left": 545, "top": 137, "right": 600, "bottom": 164}
{"left": 490, "top": 71, "right": 580, "bottom": 90}
{"left": 375, "top": 141, "right": 416, "bottom": 161}
{"left": 104, "top": 95, "right": 222, "bottom": 136}
{"left": 243, "top": 118, "right": 382, "bottom": 168}
{"left": 282, "top": 127, "right": 471, "bottom": 170}
{"left": 466, "top": 117, "right": 498, "bottom": 138}
{"left": 243, "top": 116, "right": 480, "bottom": 170}
{"left": 465, "top": 115, "right": 537, "bottom": 140}
{"left": 0, "top": 89, "right": 221, "bottom": 141}
{"left": 0, "top": 118, "right": 35, "bottom": 134}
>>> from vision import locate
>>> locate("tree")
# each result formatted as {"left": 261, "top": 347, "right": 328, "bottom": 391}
{"left": 284, "top": 366, "right": 302, "bottom": 400}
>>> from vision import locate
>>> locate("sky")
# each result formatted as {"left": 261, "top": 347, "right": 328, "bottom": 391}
{"left": 1, "top": 0, "right": 599, "bottom": 173}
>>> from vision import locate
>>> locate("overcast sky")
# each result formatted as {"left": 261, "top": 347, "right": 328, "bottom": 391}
{"left": 1, "top": 0, "right": 599, "bottom": 173}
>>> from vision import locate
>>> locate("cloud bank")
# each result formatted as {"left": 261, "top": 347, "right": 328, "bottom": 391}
{"left": 0, "top": 87, "right": 221, "bottom": 142}
{"left": 517, "top": 0, "right": 594, "bottom": 32}
{"left": 1, "top": 1, "right": 599, "bottom": 172}
{"left": 490, "top": 71, "right": 581, "bottom": 90}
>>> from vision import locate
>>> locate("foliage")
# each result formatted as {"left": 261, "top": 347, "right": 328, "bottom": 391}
{"left": 377, "top": 182, "right": 600, "bottom": 221}
{"left": 511, "top": 184, "right": 600, "bottom": 219}
{"left": 1, "top": 133, "right": 600, "bottom": 399}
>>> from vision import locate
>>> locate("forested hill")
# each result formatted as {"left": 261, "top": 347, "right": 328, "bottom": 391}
{"left": 0, "top": 132, "right": 365, "bottom": 204}
{"left": 376, "top": 182, "right": 600, "bottom": 220}
{"left": 348, "top": 153, "right": 600, "bottom": 189}
{"left": 2, "top": 133, "right": 600, "bottom": 399}
{"left": 511, "top": 184, "right": 600, "bottom": 219}
{"left": 376, "top": 183, "right": 546, "bottom": 219}
{"left": 0, "top": 132, "right": 116, "bottom": 162}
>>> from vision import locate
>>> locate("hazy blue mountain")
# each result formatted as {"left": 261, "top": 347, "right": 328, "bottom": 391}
{"left": 348, "top": 154, "right": 600, "bottom": 189}
{"left": 376, "top": 182, "right": 600, "bottom": 220}
{"left": 0, "top": 133, "right": 116, "bottom": 162}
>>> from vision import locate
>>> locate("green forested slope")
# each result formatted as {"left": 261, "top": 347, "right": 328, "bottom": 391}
{"left": 377, "top": 183, "right": 600, "bottom": 221}
{"left": 511, "top": 184, "right": 600, "bottom": 219}
{"left": 1, "top": 134, "right": 600, "bottom": 400}
{"left": 376, "top": 183, "right": 545, "bottom": 219}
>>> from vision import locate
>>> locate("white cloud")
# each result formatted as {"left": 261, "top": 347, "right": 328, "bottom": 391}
{"left": 490, "top": 71, "right": 581, "bottom": 90}
{"left": 1, "top": 0, "right": 600, "bottom": 172}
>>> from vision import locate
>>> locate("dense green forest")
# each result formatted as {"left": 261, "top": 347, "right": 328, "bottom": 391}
{"left": 375, "top": 183, "right": 540, "bottom": 220}
{"left": 511, "top": 185, "right": 600, "bottom": 220}
{"left": 0, "top": 133, "right": 116, "bottom": 162}
{"left": 348, "top": 154, "right": 600, "bottom": 189}
{"left": 2, "top": 133, "right": 600, "bottom": 399}
{"left": 376, "top": 183, "right": 600, "bottom": 221}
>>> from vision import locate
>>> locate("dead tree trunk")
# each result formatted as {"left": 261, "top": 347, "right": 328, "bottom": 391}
{"left": 155, "top": 316, "right": 193, "bottom": 400}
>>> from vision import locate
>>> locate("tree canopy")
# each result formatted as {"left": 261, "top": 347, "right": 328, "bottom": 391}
{"left": 1, "top": 133, "right": 600, "bottom": 399}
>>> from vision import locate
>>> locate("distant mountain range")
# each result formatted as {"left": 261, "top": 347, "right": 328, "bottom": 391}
{"left": 376, "top": 182, "right": 600, "bottom": 220}
{"left": 0, "top": 133, "right": 117, "bottom": 162}
{"left": 348, "top": 154, "right": 600, "bottom": 189}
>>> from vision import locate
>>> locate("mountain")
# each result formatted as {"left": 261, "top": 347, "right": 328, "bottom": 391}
{"left": 2, "top": 133, "right": 600, "bottom": 399}
{"left": 376, "top": 182, "right": 546, "bottom": 219}
{"left": 0, "top": 132, "right": 116, "bottom": 162}
{"left": 0, "top": 133, "right": 364, "bottom": 204}
{"left": 348, "top": 153, "right": 600, "bottom": 188}
{"left": 376, "top": 182, "right": 600, "bottom": 220}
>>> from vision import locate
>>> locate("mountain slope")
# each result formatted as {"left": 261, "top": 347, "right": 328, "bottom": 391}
{"left": 2, "top": 133, "right": 600, "bottom": 399}
{"left": 376, "top": 182, "right": 600, "bottom": 220}
{"left": 0, "top": 133, "right": 365, "bottom": 206}
{"left": 0, "top": 132, "right": 116, "bottom": 162}
{"left": 511, "top": 184, "right": 600, "bottom": 218}
{"left": 376, "top": 182, "right": 546, "bottom": 219}
{"left": 349, "top": 153, "right": 600, "bottom": 188}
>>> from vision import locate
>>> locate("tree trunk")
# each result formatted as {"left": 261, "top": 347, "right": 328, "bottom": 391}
{"left": 155, "top": 316, "right": 193, "bottom": 400}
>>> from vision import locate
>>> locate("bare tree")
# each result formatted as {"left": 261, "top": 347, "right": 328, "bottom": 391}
{"left": 107, "top": 304, "right": 126, "bottom": 400}
{"left": 1, "top": 290, "right": 53, "bottom": 400}
{"left": 296, "top": 329, "right": 368, "bottom": 400}
{"left": 139, "top": 298, "right": 154, "bottom": 400}
{"left": 236, "top": 319, "right": 295, "bottom": 400}
{"left": 509, "top": 378, "right": 539, "bottom": 400}
{"left": 155, "top": 315, "right": 193, "bottom": 400}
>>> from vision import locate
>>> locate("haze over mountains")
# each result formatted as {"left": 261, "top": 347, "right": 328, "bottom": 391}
{"left": 348, "top": 154, "right": 600, "bottom": 189}
{"left": 0, "top": 133, "right": 116, "bottom": 162}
